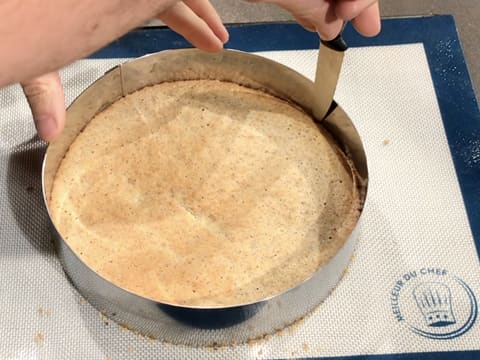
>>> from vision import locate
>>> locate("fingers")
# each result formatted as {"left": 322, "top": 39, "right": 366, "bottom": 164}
{"left": 335, "top": 0, "right": 381, "bottom": 37}
{"left": 184, "top": 0, "right": 229, "bottom": 43}
{"left": 351, "top": 2, "right": 381, "bottom": 37}
{"left": 335, "top": 0, "right": 376, "bottom": 20}
{"left": 21, "top": 72, "right": 65, "bottom": 142}
{"left": 158, "top": 1, "right": 227, "bottom": 52}
{"left": 292, "top": 3, "right": 343, "bottom": 41}
{"left": 254, "top": 0, "right": 381, "bottom": 40}
{"left": 260, "top": 0, "right": 344, "bottom": 40}
{"left": 315, "top": 15, "right": 345, "bottom": 41}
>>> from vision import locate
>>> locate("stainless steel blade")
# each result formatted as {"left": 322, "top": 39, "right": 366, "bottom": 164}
{"left": 313, "top": 35, "right": 347, "bottom": 121}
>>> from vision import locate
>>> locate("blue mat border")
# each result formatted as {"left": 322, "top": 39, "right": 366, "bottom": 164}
{"left": 288, "top": 350, "right": 480, "bottom": 360}
{"left": 90, "top": 16, "right": 480, "bottom": 360}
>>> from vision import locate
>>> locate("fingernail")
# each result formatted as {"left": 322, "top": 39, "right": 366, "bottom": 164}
{"left": 35, "top": 115, "right": 58, "bottom": 141}
{"left": 221, "top": 30, "right": 230, "bottom": 44}
{"left": 210, "top": 37, "right": 225, "bottom": 52}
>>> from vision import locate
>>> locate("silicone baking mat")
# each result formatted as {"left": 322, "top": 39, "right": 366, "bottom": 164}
{"left": 1, "top": 16, "right": 479, "bottom": 359}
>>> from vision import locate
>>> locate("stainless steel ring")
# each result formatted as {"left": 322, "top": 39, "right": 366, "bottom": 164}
{"left": 42, "top": 49, "right": 369, "bottom": 346}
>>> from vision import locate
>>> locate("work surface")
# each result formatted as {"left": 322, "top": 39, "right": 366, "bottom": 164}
{"left": 1, "top": 16, "right": 480, "bottom": 359}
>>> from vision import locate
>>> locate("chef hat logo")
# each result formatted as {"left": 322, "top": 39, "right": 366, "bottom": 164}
{"left": 413, "top": 282, "right": 456, "bottom": 327}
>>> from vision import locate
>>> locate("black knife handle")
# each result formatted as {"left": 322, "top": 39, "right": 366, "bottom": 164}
{"left": 321, "top": 33, "right": 348, "bottom": 51}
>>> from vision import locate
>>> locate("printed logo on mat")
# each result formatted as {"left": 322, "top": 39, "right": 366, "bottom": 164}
{"left": 390, "top": 268, "right": 477, "bottom": 339}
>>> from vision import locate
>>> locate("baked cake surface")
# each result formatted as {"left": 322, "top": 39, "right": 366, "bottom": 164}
{"left": 50, "top": 80, "right": 360, "bottom": 306}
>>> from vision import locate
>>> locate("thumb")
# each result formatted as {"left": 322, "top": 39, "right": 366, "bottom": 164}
{"left": 21, "top": 72, "right": 66, "bottom": 142}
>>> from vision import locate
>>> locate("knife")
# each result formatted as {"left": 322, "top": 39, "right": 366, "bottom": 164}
{"left": 313, "top": 32, "right": 348, "bottom": 121}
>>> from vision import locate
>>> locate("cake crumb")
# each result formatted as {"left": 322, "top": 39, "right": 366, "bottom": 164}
{"left": 258, "top": 348, "right": 263, "bottom": 355}
{"left": 383, "top": 139, "right": 390, "bottom": 145}
{"left": 147, "top": 337, "right": 158, "bottom": 343}
{"left": 127, "top": 346, "right": 134, "bottom": 353}
{"left": 303, "top": 342, "right": 309, "bottom": 351}
{"left": 38, "top": 308, "right": 52, "bottom": 317}
{"left": 106, "top": 356, "right": 112, "bottom": 360}
{"left": 80, "top": 298, "right": 87, "bottom": 305}
{"left": 286, "top": 315, "right": 306, "bottom": 334}
{"left": 34, "top": 332, "right": 44, "bottom": 345}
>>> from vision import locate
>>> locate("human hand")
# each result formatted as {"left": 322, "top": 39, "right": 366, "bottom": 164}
{"left": 247, "top": 0, "right": 380, "bottom": 40}
{"left": 22, "top": 0, "right": 228, "bottom": 142}
{"left": 23, "top": 0, "right": 380, "bottom": 142}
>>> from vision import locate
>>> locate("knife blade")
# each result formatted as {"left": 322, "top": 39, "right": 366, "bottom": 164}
{"left": 313, "top": 34, "right": 348, "bottom": 121}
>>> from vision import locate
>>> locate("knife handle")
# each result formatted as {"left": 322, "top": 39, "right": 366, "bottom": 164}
{"left": 321, "top": 34, "right": 348, "bottom": 51}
